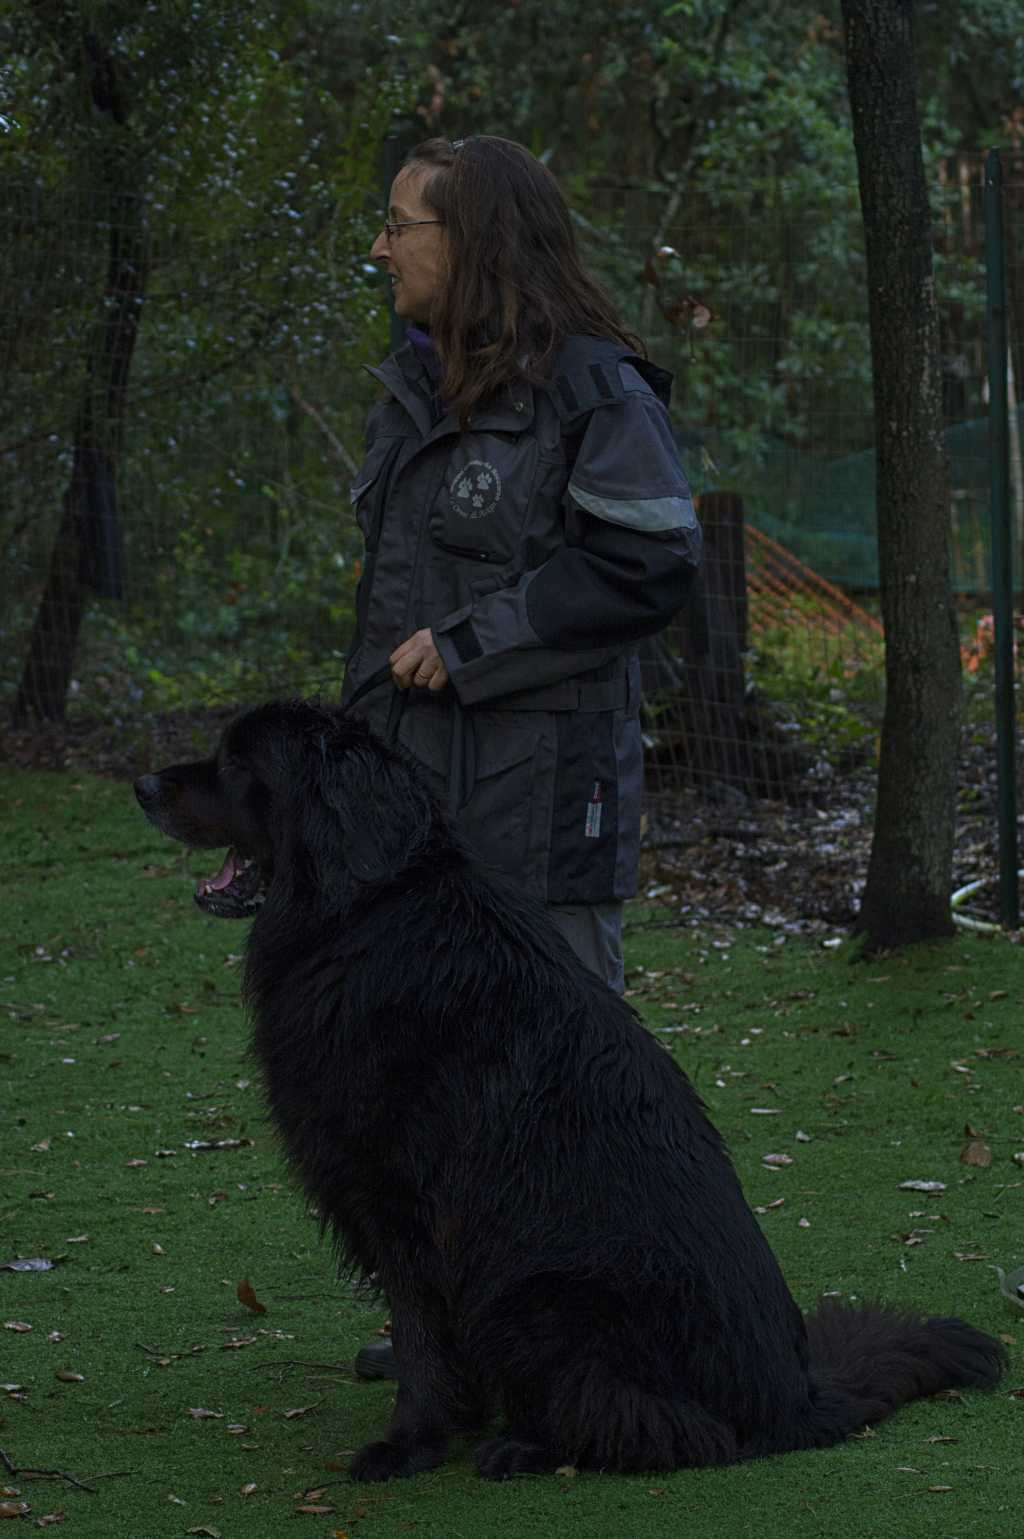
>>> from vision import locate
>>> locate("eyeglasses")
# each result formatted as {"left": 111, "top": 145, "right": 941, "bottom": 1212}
{"left": 381, "top": 218, "right": 443, "bottom": 242}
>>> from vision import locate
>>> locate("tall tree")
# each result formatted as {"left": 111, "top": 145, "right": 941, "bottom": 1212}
{"left": 14, "top": 19, "right": 143, "bottom": 722}
{"left": 841, "top": 0, "right": 961, "bottom": 947}
{"left": 2, "top": 0, "right": 387, "bottom": 721}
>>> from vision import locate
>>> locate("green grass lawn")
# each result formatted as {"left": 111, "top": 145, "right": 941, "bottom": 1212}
{"left": 1, "top": 766, "right": 1021, "bottom": 1539}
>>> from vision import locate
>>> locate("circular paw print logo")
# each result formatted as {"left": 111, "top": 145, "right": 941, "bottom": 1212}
{"left": 449, "top": 460, "right": 501, "bottom": 520}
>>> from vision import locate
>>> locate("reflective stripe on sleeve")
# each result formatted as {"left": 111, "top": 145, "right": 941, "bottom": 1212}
{"left": 568, "top": 482, "right": 698, "bottom": 533}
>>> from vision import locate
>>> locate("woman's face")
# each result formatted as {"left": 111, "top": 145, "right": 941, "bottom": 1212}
{"left": 370, "top": 163, "right": 446, "bottom": 326}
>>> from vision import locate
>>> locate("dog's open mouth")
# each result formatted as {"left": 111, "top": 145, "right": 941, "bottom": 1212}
{"left": 195, "top": 849, "right": 267, "bottom": 919}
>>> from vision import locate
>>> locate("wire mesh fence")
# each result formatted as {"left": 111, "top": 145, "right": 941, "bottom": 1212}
{"left": 1, "top": 151, "right": 1019, "bottom": 808}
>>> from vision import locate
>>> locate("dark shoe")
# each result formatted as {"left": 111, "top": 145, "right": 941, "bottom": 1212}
{"left": 354, "top": 1338, "right": 399, "bottom": 1381}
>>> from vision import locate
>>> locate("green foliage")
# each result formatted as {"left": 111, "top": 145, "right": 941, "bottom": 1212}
{"left": 0, "top": 0, "right": 1015, "bottom": 722}
{"left": 0, "top": 0, "right": 394, "bottom": 716}
{"left": 748, "top": 605, "right": 884, "bottom": 766}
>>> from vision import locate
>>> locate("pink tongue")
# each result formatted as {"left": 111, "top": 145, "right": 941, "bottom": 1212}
{"left": 206, "top": 850, "right": 240, "bottom": 891}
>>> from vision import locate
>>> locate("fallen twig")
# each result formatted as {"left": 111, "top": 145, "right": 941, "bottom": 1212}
{"left": 236, "top": 1359, "right": 349, "bottom": 1374}
{"left": 0, "top": 1446, "right": 99, "bottom": 1492}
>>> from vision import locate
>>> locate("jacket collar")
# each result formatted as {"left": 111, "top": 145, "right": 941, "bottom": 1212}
{"left": 364, "top": 345, "right": 535, "bottom": 441}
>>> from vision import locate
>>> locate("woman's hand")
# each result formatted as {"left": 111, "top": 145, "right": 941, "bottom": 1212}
{"left": 389, "top": 629, "right": 450, "bottom": 691}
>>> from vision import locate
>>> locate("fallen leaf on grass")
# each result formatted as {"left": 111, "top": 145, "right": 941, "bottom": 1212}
{"left": 960, "top": 1140, "right": 992, "bottom": 1168}
{"left": 220, "top": 1337, "right": 257, "bottom": 1351}
{"left": 898, "top": 1180, "right": 946, "bottom": 1193}
{"left": 184, "top": 1139, "right": 254, "bottom": 1154}
{"left": 186, "top": 1527, "right": 221, "bottom": 1537}
{"left": 283, "top": 1401, "right": 323, "bottom": 1420}
{"left": 762, "top": 1153, "right": 794, "bottom": 1168}
{"left": 0, "top": 1501, "right": 30, "bottom": 1519}
{"left": 0, "top": 1258, "right": 55, "bottom": 1273}
{"left": 3, "top": 1321, "right": 32, "bottom": 1333}
{"left": 240, "top": 1483, "right": 257, "bottom": 1497}
{"left": 992, "top": 1265, "right": 1024, "bottom": 1308}
{"left": 54, "top": 1369, "right": 85, "bottom": 1383}
{"left": 926, "top": 1485, "right": 954, "bottom": 1493}
{"left": 555, "top": 1464, "right": 578, "bottom": 1477}
{"left": 296, "top": 1505, "right": 333, "bottom": 1516}
{"left": 236, "top": 1279, "right": 267, "bottom": 1315}
{"left": 186, "top": 1408, "right": 224, "bottom": 1420}
{"left": 35, "top": 1514, "right": 66, "bottom": 1527}
{"left": 30, "top": 1139, "right": 51, "bottom": 1153}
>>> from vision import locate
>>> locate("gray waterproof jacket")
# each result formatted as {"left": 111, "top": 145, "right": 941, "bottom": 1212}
{"left": 341, "top": 334, "right": 701, "bottom": 904}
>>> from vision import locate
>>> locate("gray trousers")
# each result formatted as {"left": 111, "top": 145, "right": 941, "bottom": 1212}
{"left": 547, "top": 902, "right": 625, "bottom": 996}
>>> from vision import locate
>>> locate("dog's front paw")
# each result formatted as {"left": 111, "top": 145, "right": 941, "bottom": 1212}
{"left": 474, "top": 1434, "right": 562, "bottom": 1480}
{"left": 350, "top": 1436, "right": 446, "bottom": 1482}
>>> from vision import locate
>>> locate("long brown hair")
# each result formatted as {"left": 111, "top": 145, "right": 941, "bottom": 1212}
{"left": 404, "top": 136, "right": 643, "bottom": 426}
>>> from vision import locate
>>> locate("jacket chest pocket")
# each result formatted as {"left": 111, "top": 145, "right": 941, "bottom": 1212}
{"left": 350, "top": 437, "right": 403, "bottom": 552}
{"left": 428, "top": 434, "right": 539, "bottom": 565}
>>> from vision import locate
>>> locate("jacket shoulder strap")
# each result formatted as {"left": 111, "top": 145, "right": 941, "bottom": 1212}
{"left": 547, "top": 335, "right": 673, "bottom": 426}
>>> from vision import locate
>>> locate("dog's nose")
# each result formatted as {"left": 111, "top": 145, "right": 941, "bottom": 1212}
{"left": 134, "top": 774, "right": 162, "bottom": 806}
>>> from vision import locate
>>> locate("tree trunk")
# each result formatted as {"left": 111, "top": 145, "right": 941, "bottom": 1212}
{"left": 14, "top": 30, "right": 145, "bottom": 723}
{"left": 841, "top": 0, "right": 960, "bottom": 948}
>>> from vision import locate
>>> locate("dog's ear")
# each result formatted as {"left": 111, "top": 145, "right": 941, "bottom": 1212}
{"left": 304, "top": 733, "right": 436, "bottom": 887}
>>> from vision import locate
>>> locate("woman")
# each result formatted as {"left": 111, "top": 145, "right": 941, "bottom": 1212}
{"left": 345, "top": 133, "right": 701, "bottom": 1381}
{"left": 343, "top": 134, "right": 701, "bottom": 1003}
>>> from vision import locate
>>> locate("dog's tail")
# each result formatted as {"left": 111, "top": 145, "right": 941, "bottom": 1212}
{"left": 802, "top": 1300, "right": 1005, "bottom": 1440}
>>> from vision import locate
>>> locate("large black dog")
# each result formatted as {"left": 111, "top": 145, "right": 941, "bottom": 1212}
{"left": 134, "top": 699, "right": 1004, "bottom": 1482}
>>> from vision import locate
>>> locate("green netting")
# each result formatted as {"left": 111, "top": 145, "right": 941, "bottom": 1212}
{"left": 676, "top": 409, "right": 1021, "bottom": 592}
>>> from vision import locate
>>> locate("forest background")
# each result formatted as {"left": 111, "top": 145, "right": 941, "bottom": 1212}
{"left": 5, "top": 16, "right": 1024, "bottom": 1532}
{"left": 2, "top": 0, "right": 1023, "bottom": 729}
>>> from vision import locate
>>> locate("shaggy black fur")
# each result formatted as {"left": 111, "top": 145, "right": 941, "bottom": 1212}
{"left": 134, "top": 699, "right": 1005, "bottom": 1482}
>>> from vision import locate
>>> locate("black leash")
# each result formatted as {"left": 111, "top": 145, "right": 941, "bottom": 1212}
{"left": 343, "top": 662, "right": 407, "bottom": 745}
{"left": 343, "top": 662, "right": 473, "bottom": 814}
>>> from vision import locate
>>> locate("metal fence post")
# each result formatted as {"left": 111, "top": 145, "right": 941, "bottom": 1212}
{"left": 983, "top": 147, "right": 1020, "bottom": 928}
